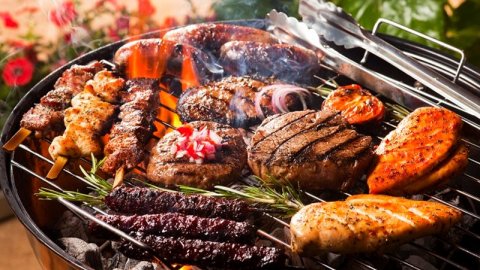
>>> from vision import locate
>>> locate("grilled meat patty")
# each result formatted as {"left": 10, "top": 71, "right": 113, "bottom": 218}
{"left": 367, "top": 107, "right": 464, "bottom": 195}
{"left": 220, "top": 41, "right": 321, "bottom": 84}
{"left": 177, "top": 76, "right": 311, "bottom": 128}
{"left": 146, "top": 121, "right": 247, "bottom": 189}
{"left": 290, "top": 194, "right": 462, "bottom": 255}
{"left": 102, "top": 79, "right": 159, "bottom": 175}
{"left": 105, "top": 186, "right": 252, "bottom": 221}
{"left": 248, "top": 110, "right": 373, "bottom": 190}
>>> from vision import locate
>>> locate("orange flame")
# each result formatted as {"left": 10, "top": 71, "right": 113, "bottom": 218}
{"left": 126, "top": 40, "right": 173, "bottom": 79}
{"left": 179, "top": 45, "right": 201, "bottom": 91}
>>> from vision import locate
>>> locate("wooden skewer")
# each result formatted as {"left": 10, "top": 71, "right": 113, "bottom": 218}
{"left": 3, "top": 128, "right": 32, "bottom": 151}
{"left": 113, "top": 166, "right": 125, "bottom": 188}
{"left": 46, "top": 156, "right": 68, "bottom": 179}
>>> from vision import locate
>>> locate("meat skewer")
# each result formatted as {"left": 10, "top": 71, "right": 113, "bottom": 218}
{"left": 119, "top": 233, "right": 285, "bottom": 269}
{"left": 90, "top": 213, "right": 257, "bottom": 243}
{"left": 105, "top": 186, "right": 252, "bottom": 221}
{"left": 3, "top": 61, "right": 104, "bottom": 151}
{"left": 47, "top": 70, "right": 125, "bottom": 179}
{"left": 101, "top": 79, "right": 160, "bottom": 183}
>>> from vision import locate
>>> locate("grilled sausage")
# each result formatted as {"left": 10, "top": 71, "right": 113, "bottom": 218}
{"left": 220, "top": 41, "right": 321, "bottom": 84}
{"left": 162, "top": 23, "right": 278, "bottom": 55}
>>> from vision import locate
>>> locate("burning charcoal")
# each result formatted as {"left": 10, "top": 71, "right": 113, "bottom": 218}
{"left": 58, "top": 237, "right": 103, "bottom": 269}
{"left": 104, "top": 250, "right": 128, "bottom": 270}
{"left": 125, "top": 259, "right": 155, "bottom": 270}
{"left": 56, "top": 211, "right": 88, "bottom": 241}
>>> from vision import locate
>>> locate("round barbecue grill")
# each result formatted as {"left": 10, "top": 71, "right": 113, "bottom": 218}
{"left": 1, "top": 19, "right": 480, "bottom": 270}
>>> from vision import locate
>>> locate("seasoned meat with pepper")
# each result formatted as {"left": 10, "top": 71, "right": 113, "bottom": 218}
{"left": 220, "top": 41, "right": 321, "bottom": 84}
{"left": 290, "top": 194, "right": 462, "bottom": 255}
{"left": 177, "top": 76, "right": 312, "bottom": 128}
{"left": 146, "top": 121, "right": 247, "bottom": 189}
{"left": 367, "top": 107, "right": 466, "bottom": 195}
{"left": 248, "top": 110, "right": 373, "bottom": 190}
{"left": 20, "top": 61, "right": 103, "bottom": 136}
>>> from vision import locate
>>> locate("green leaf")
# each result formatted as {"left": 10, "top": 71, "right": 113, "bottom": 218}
{"left": 213, "top": 0, "right": 299, "bottom": 20}
{"left": 332, "top": 0, "right": 447, "bottom": 46}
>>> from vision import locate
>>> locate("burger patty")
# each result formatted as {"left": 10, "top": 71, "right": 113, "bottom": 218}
{"left": 146, "top": 121, "right": 247, "bottom": 189}
{"left": 248, "top": 110, "right": 373, "bottom": 191}
{"left": 177, "top": 76, "right": 311, "bottom": 128}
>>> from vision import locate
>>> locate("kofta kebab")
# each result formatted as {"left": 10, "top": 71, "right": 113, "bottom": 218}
{"left": 5, "top": 23, "right": 468, "bottom": 265}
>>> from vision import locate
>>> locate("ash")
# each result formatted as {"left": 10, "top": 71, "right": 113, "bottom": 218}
{"left": 56, "top": 210, "right": 161, "bottom": 270}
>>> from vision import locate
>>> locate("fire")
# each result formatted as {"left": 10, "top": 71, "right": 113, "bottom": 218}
{"left": 179, "top": 45, "right": 201, "bottom": 91}
{"left": 126, "top": 40, "right": 172, "bottom": 79}
{"left": 153, "top": 88, "right": 183, "bottom": 138}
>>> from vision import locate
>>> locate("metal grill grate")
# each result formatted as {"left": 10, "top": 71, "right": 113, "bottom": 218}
{"left": 8, "top": 62, "right": 480, "bottom": 269}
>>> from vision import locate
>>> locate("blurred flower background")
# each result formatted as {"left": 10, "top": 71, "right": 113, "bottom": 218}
{"left": 0, "top": 0, "right": 478, "bottom": 129}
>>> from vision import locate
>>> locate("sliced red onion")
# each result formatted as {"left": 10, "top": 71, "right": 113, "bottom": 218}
{"left": 255, "top": 84, "right": 311, "bottom": 120}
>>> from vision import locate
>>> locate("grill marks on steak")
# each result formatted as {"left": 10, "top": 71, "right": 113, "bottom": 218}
{"left": 248, "top": 110, "right": 373, "bottom": 190}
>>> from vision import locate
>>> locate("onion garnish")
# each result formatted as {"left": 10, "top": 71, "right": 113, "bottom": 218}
{"left": 171, "top": 124, "right": 223, "bottom": 164}
{"left": 254, "top": 84, "right": 311, "bottom": 120}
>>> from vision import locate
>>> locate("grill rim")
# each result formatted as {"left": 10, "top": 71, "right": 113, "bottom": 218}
{"left": 1, "top": 19, "right": 480, "bottom": 270}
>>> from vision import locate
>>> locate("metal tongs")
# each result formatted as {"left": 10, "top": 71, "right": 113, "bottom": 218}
{"left": 266, "top": 0, "right": 480, "bottom": 120}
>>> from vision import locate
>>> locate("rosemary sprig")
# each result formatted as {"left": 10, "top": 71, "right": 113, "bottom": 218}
{"left": 37, "top": 188, "right": 104, "bottom": 205}
{"left": 178, "top": 176, "right": 305, "bottom": 216}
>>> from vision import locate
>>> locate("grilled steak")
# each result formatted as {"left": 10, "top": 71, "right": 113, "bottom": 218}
{"left": 119, "top": 233, "right": 285, "bottom": 269}
{"left": 220, "top": 41, "right": 321, "bottom": 84}
{"left": 248, "top": 110, "right": 373, "bottom": 190}
{"left": 90, "top": 213, "right": 256, "bottom": 243}
{"left": 146, "top": 121, "right": 247, "bottom": 189}
{"left": 105, "top": 186, "right": 252, "bottom": 221}
{"left": 177, "top": 76, "right": 312, "bottom": 128}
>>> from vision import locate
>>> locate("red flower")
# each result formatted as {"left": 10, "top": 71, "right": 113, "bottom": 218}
{"left": 48, "top": 1, "right": 77, "bottom": 27}
{"left": 2, "top": 58, "right": 34, "bottom": 87}
{"left": 0, "top": 12, "right": 19, "bottom": 28}
{"left": 138, "top": 0, "right": 155, "bottom": 17}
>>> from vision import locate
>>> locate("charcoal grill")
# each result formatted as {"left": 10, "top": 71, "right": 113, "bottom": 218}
{"left": 1, "top": 19, "right": 480, "bottom": 270}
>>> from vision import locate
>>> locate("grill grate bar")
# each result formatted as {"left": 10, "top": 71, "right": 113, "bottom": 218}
{"left": 424, "top": 194, "right": 480, "bottom": 220}
{"left": 408, "top": 242, "right": 468, "bottom": 270}
{"left": 437, "top": 237, "right": 480, "bottom": 261}
{"left": 384, "top": 255, "right": 422, "bottom": 270}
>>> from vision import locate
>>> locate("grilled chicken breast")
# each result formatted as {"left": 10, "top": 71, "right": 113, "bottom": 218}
{"left": 290, "top": 194, "right": 462, "bottom": 255}
{"left": 367, "top": 107, "right": 464, "bottom": 195}
{"left": 248, "top": 110, "right": 373, "bottom": 190}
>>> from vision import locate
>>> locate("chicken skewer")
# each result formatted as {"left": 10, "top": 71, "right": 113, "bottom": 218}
{"left": 47, "top": 70, "right": 125, "bottom": 179}
{"left": 100, "top": 78, "right": 160, "bottom": 186}
{"left": 3, "top": 61, "right": 104, "bottom": 151}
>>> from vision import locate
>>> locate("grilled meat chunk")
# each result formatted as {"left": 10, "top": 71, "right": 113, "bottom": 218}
{"left": 102, "top": 79, "right": 159, "bottom": 175}
{"left": 49, "top": 70, "right": 125, "bottom": 160}
{"left": 120, "top": 233, "right": 285, "bottom": 269}
{"left": 248, "top": 110, "right": 373, "bottom": 191}
{"left": 367, "top": 107, "right": 464, "bottom": 195}
{"left": 220, "top": 41, "right": 321, "bottom": 84}
{"left": 105, "top": 186, "right": 252, "bottom": 221}
{"left": 90, "top": 213, "right": 256, "bottom": 243}
{"left": 146, "top": 121, "right": 247, "bottom": 189}
{"left": 177, "top": 76, "right": 311, "bottom": 128}
{"left": 20, "top": 61, "right": 103, "bottom": 136}
{"left": 290, "top": 194, "right": 462, "bottom": 255}
{"left": 162, "top": 23, "right": 278, "bottom": 56}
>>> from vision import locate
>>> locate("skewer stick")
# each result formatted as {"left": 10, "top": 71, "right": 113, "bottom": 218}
{"left": 113, "top": 167, "right": 125, "bottom": 188}
{"left": 46, "top": 156, "right": 68, "bottom": 179}
{"left": 3, "top": 128, "right": 31, "bottom": 151}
